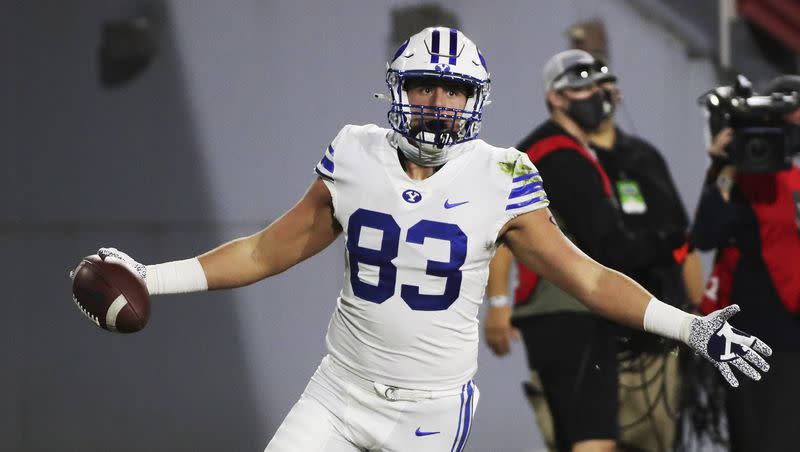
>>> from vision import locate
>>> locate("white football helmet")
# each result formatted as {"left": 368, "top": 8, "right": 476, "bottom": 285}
{"left": 386, "top": 27, "right": 491, "bottom": 164}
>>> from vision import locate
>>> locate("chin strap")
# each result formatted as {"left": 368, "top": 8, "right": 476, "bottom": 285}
{"left": 388, "top": 131, "right": 468, "bottom": 167}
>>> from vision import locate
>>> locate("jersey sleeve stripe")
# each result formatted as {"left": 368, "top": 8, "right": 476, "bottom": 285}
{"left": 505, "top": 195, "right": 548, "bottom": 211}
{"left": 315, "top": 144, "right": 335, "bottom": 180}
{"left": 512, "top": 172, "right": 539, "bottom": 183}
{"left": 508, "top": 181, "right": 543, "bottom": 199}
{"left": 314, "top": 167, "right": 334, "bottom": 181}
{"left": 320, "top": 155, "right": 334, "bottom": 173}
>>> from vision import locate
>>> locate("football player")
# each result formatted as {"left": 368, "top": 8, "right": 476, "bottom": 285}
{"left": 80, "top": 28, "right": 772, "bottom": 451}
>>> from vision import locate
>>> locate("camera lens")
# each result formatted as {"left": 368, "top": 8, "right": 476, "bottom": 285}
{"left": 745, "top": 137, "right": 771, "bottom": 162}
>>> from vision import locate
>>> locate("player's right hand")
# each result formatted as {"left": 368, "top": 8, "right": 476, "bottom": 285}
{"left": 97, "top": 247, "right": 147, "bottom": 281}
{"left": 484, "top": 306, "right": 519, "bottom": 357}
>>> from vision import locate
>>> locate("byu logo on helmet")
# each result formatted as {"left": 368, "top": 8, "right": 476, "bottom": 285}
{"left": 402, "top": 189, "right": 422, "bottom": 204}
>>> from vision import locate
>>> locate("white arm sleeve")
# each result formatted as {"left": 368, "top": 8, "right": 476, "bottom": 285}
{"left": 145, "top": 258, "right": 208, "bottom": 295}
{"left": 643, "top": 297, "right": 697, "bottom": 344}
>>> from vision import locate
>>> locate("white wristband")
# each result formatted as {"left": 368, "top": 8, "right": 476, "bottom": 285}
{"left": 643, "top": 297, "right": 696, "bottom": 344}
{"left": 488, "top": 295, "right": 511, "bottom": 308}
{"left": 145, "top": 258, "right": 208, "bottom": 295}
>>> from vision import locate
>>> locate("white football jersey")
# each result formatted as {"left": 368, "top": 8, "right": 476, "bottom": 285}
{"left": 315, "top": 124, "right": 548, "bottom": 390}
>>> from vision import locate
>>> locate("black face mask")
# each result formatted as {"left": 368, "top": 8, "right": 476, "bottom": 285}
{"left": 563, "top": 90, "right": 608, "bottom": 131}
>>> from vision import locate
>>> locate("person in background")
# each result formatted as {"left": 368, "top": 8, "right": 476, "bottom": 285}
{"left": 691, "top": 74, "right": 800, "bottom": 452}
{"left": 484, "top": 50, "right": 704, "bottom": 452}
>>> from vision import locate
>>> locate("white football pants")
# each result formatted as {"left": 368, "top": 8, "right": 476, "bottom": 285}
{"left": 265, "top": 355, "right": 479, "bottom": 452}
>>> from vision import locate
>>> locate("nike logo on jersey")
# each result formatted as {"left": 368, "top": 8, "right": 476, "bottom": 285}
{"left": 444, "top": 199, "right": 469, "bottom": 209}
{"left": 415, "top": 427, "right": 440, "bottom": 437}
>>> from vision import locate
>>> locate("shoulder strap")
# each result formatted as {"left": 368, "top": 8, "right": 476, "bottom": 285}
{"left": 526, "top": 134, "right": 613, "bottom": 197}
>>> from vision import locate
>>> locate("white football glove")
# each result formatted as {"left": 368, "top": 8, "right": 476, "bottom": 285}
{"left": 97, "top": 247, "right": 147, "bottom": 280}
{"left": 688, "top": 304, "right": 772, "bottom": 387}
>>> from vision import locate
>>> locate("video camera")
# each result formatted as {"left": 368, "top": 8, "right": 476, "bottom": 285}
{"left": 699, "top": 75, "right": 800, "bottom": 172}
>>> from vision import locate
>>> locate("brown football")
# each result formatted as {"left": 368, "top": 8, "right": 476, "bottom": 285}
{"left": 71, "top": 254, "right": 150, "bottom": 333}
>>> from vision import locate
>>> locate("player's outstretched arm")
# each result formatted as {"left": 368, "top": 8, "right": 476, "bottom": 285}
{"left": 501, "top": 207, "right": 650, "bottom": 328}
{"left": 94, "top": 178, "right": 341, "bottom": 295}
{"left": 199, "top": 177, "right": 341, "bottom": 290}
{"left": 499, "top": 207, "right": 772, "bottom": 387}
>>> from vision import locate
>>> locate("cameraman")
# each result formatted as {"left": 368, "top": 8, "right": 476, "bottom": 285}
{"left": 692, "top": 75, "right": 800, "bottom": 452}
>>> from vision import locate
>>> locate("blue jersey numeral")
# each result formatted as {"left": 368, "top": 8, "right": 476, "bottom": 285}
{"left": 401, "top": 220, "right": 467, "bottom": 310}
{"left": 347, "top": 208, "right": 467, "bottom": 311}
{"left": 347, "top": 209, "right": 400, "bottom": 304}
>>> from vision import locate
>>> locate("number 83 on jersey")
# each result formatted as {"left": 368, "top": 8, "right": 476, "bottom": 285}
{"left": 347, "top": 208, "right": 467, "bottom": 312}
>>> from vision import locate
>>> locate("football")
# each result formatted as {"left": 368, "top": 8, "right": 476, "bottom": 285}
{"left": 71, "top": 254, "right": 150, "bottom": 333}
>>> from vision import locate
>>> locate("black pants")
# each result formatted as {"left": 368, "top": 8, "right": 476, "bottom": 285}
{"left": 514, "top": 313, "right": 619, "bottom": 451}
{"left": 726, "top": 349, "right": 800, "bottom": 452}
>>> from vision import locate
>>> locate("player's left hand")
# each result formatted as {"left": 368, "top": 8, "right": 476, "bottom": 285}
{"left": 484, "top": 306, "right": 520, "bottom": 357}
{"left": 687, "top": 304, "right": 772, "bottom": 387}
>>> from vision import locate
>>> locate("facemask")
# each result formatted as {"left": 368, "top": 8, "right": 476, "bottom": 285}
{"left": 564, "top": 90, "right": 610, "bottom": 131}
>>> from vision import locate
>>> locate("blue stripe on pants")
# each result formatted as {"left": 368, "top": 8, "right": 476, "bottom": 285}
{"left": 454, "top": 382, "right": 474, "bottom": 452}
{"left": 449, "top": 385, "right": 466, "bottom": 452}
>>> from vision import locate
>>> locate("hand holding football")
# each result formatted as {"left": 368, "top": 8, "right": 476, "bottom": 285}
{"left": 71, "top": 253, "right": 150, "bottom": 333}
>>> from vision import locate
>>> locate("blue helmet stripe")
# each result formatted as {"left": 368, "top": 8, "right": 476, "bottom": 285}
{"left": 431, "top": 29, "right": 440, "bottom": 63}
{"left": 392, "top": 39, "right": 409, "bottom": 62}
{"left": 449, "top": 29, "right": 458, "bottom": 65}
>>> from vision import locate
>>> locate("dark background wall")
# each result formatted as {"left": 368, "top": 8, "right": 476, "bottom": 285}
{"left": 5, "top": 1, "right": 732, "bottom": 451}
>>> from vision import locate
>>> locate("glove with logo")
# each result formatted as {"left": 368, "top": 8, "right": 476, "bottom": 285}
{"left": 687, "top": 304, "right": 772, "bottom": 387}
